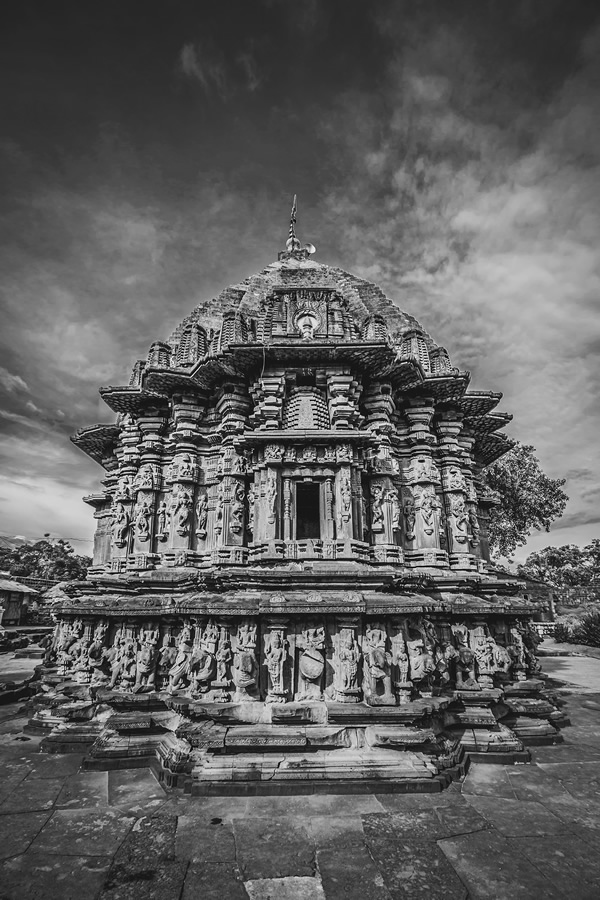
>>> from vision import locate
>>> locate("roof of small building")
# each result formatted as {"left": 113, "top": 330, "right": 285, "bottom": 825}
{"left": 0, "top": 578, "right": 39, "bottom": 594}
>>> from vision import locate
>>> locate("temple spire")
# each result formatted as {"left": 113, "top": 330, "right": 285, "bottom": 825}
{"left": 279, "top": 194, "right": 316, "bottom": 261}
{"left": 286, "top": 195, "right": 301, "bottom": 252}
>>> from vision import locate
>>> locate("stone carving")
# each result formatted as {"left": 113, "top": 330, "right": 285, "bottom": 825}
{"left": 264, "top": 629, "right": 288, "bottom": 702}
{"left": 297, "top": 623, "right": 326, "bottom": 701}
{"left": 195, "top": 492, "right": 208, "bottom": 538}
{"left": 112, "top": 503, "right": 131, "bottom": 547}
{"left": 247, "top": 487, "right": 255, "bottom": 536}
{"left": 135, "top": 499, "right": 151, "bottom": 542}
{"left": 230, "top": 481, "right": 245, "bottom": 534}
{"left": 215, "top": 630, "right": 233, "bottom": 687}
{"left": 134, "top": 625, "right": 159, "bottom": 690}
{"left": 211, "top": 484, "right": 223, "bottom": 535}
{"left": 370, "top": 484, "right": 384, "bottom": 533}
{"left": 387, "top": 487, "right": 401, "bottom": 533}
{"left": 339, "top": 474, "right": 352, "bottom": 525}
{"left": 266, "top": 473, "right": 277, "bottom": 525}
{"left": 451, "top": 623, "right": 479, "bottom": 690}
{"left": 406, "top": 623, "right": 435, "bottom": 694}
{"left": 168, "top": 624, "right": 193, "bottom": 692}
{"left": 448, "top": 495, "right": 469, "bottom": 545}
{"left": 233, "top": 622, "right": 258, "bottom": 701}
{"left": 331, "top": 627, "right": 361, "bottom": 702}
{"left": 265, "top": 443, "right": 284, "bottom": 462}
{"left": 172, "top": 489, "right": 193, "bottom": 536}
{"left": 363, "top": 624, "right": 395, "bottom": 706}
{"left": 156, "top": 501, "right": 170, "bottom": 541}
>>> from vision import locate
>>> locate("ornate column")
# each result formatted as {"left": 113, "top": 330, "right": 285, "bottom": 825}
{"left": 437, "top": 412, "right": 478, "bottom": 571}
{"left": 402, "top": 400, "right": 446, "bottom": 567}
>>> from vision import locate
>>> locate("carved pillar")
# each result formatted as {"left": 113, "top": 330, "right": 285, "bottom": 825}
{"left": 336, "top": 466, "right": 353, "bottom": 540}
{"left": 283, "top": 477, "right": 293, "bottom": 541}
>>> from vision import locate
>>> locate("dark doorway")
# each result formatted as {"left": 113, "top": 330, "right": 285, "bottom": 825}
{"left": 296, "top": 482, "right": 321, "bottom": 539}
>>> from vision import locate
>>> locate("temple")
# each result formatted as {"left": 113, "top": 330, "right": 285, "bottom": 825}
{"left": 31, "top": 204, "right": 565, "bottom": 793}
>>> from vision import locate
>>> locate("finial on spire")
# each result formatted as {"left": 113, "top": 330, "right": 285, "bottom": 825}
{"left": 279, "top": 195, "right": 317, "bottom": 261}
{"left": 286, "top": 194, "right": 301, "bottom": 252}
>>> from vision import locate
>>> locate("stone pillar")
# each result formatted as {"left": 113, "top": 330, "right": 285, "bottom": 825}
{"left": 437, "top": 413, "right": 478, "bottom": 571}
{"left": 403, "top": 401, "right": 446, "bottom": 567}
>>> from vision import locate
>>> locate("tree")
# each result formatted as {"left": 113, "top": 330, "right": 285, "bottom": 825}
{"left": 483, "top": 443, "right": 568, "bottom": 559}
{"left": 517, "top": 540, "right": 600, "bottom": 587}
{"left": 0, "top": 539, "right": 91, "bottom": 581}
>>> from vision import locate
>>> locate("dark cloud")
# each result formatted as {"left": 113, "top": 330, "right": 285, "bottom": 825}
{"left": 0, "top": 0, "right": 598, "bottom": 550}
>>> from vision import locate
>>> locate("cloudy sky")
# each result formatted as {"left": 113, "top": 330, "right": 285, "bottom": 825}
{"left": 1, "top": 0, "right": 599, "bottom": 560}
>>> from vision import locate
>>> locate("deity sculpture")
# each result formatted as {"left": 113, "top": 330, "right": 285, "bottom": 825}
{"left": 332, "top": 629, "right": 361, "bottom": 702}
{"left": 173, "top": 490, "right": 193, "bottom": 536}
{"left": 363, "top": 625, "right": 395, "bottom": 705}
{"left": 156, "top": 501, "right": 169, "bottom": 540}
{"left": 233, "top": 622, "right": 258, "bottom": 701}
{"left": 135, "top": 500, "right": 151, "bottom": 542}
{"left": 264, "top": 630, "right": 287, "bottom": 701}
{"left": 296, "top": 623, "right": 326, "bottom": 701}
{"left": 370, "top": 484, "right": 384, "bottom": 533}
{"left": 134, "top": 626, "right": 159, "bottom": 691}
{"left": 112, "top": 503, "right": 131, "bottom": 547}
{"left": 230, "top": 482, "right": 245, "bottom": 533}
{"left": 168, "top": 625, "right": 193, "bottom": 692}
{"left": 387, "top": 487, "right": 401, "bottom": 532}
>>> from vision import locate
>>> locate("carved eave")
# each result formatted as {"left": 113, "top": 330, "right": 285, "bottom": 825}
{"left": 83, "top": 492, "right": 110, "bottom": 509}
{"left": 473, "top": 432, "right": 514, "bottom": 466}
{"left": 457, "top": 391, "right": 502, "bottom": 417}
{"left": 70, "top": 424, "right": 120, "bottom": 465}
{"left": 410, "top": 371, "right": 471, "bottom": 403}
{"left": 465, "top": 412, "right": 513, "bottom": 435}
{"left": 99, "top": 385, "right": 167, "bottom": 415}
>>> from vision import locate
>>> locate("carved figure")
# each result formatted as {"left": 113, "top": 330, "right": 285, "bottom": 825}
{"left": 135, "top": 500, "right": 151, "bottom": 542}
{"left": 332, "top": 630, "right": 361, "bottom": 701}
{"left": 404, "top": 495, "right": 416, "bottom": 541}
{"left": 156, "top": 501, "right": 169, "bottom": 540}
{"left": 247, "top": 487, "right": 255, "bottom": 535}
{"left": 339, "top": 474, "right": 352, "bottom": 523}
{"left": 230, "top": 482, "right": 245, "bottom": 533}
{"left": 112, "top": 503, "right": 131, "bottom": 547}
{"left": 370, "top": 484, "right": 384, "bottom": 533}
{"left": 189, "top": 644, "right": 215, "bottom": 694}
{"left": 387, "top": 487, "right": 401, "bottom": 532}
{"left": 215, "top": 637, "right": 232, "bottom": 684}
{"left": 195, "top": 493, "right": 208, "bottom": 538}
{"left": 363, "top": 625, "right": 394, "bottom": 705}
{"left": 264, "top": 630, "right": 287, "bottom": 699}
{"left": 168, "top": 625, "right": 193, "bottom": 692}
{"left": 233, "top": 626, "right": 258, "bottom": 701}
{"left": 266, "top": 474, "right": 277, "bottom": 524}
{"left": 214, "top": 485, "right": 224, "bottom": 534}
{"left": 173, "top": 490, "right": 193, "bottom": 536}
{"left": 134, "top": 626, "right": 159, "bottom": 690}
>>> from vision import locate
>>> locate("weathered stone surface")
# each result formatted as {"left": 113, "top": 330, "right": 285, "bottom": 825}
{"left": 175, "top": 816, "right": 237, "bottom": 862}
{"left": 368, "top": 837, "right": 469, "bottom": 900}
{"left": 466, "top": 795, "right": 570, "bottom": 836}
{"left": 317, "top": 845, "right": 393, "bottom": 900}
{"left": 362, "top": 809, "right": 449, "bottom": 842}
{"left": 233, "top": 818, "right": 315, "bottom": 880}
{"left": 56, "top": 771, "right": 109, "bottom": 808}
{"left": 100, "top": 813, "right": 187, "bottom": 900}
{"left": 181, "top": 861, "right": 249, "bottom": 900}
{"left": 0, "top": 852, "right": 112, "bottom": 900}
{"left": 245, "top": 875, "right": 326, "bottom": 900}
{"left": 107, "top": 768, "right": 166, "bottom": 812}
{"left": 31, "top": 808, "right": 134, "bottom": 856}
{"left": 0, "top": 777, "right": 66, "bottom": 812}
{"left": 0, "top": 810, "right": 51, "bottom": 860}
{"left": 438, "top": 830, "right": 564, "bottom": 899}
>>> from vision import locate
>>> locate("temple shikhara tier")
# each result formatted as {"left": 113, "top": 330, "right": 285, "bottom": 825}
{"left": 31, "top": 204, "right": 565, "bottom": 793}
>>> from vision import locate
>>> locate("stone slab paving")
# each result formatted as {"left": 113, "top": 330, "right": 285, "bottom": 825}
{"left": 0, "top": 655, "right": 599, "bottom": 898}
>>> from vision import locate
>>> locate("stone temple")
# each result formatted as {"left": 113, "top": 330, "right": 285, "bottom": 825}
{"left": 31, "top": 206, "right": 564, "bottom": 794}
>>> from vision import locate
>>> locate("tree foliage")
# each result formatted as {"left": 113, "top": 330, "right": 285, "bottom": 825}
{"left": 0, "top": 539, "right": 90, "bottom": 581}
{"left": 517, "top": 540, "right": 600, "bottom": 587}
{"left": 483, "top": 442, "right": 568, "bottom": 559}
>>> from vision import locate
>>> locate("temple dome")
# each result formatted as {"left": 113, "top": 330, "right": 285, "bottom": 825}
{"left": 168, "top": 257, "right": 435, "bottom": 352}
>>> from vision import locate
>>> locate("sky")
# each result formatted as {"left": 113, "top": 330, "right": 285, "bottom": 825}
{"left": 0, "top": 0, "right": 599, "bottom": 561}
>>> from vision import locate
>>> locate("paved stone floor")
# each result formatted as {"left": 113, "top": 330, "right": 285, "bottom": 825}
{"left": 0, "top": 655, "right": 599, "bottom": 899}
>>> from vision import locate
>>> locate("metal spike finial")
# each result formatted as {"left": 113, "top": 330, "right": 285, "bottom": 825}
{"left": 286, "top": 194, "right": 301, "bottom": 252}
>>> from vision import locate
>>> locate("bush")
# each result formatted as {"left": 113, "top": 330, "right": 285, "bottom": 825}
{"left": 553, "top": 622, "right": 571, "bottom": 643}
{"left": 570, "top": 611, "right": 600, "bottom": 648}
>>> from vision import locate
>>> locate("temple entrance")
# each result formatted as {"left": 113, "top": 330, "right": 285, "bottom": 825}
{"left": 295, "top": 481, "right": 321, "bottom": 539}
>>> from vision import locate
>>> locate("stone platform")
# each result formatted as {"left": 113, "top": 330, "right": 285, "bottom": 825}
{"left": 0, "top": 656, "right": 599, "bottom": 900}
